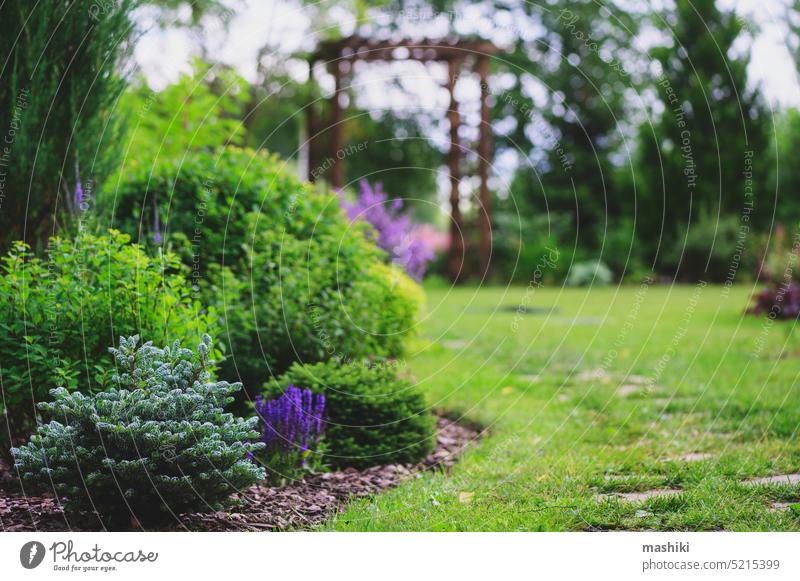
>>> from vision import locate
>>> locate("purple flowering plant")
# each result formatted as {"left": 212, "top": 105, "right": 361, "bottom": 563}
{"left": 340, "top": 180, "right": 436, "bottom": 280}
{"left": 254, "top": 384, "right": 326, "bottom": 480}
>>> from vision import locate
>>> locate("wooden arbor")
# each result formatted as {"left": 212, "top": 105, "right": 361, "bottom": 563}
{"left": 306, "top": 36, "right": 499, "bottom": 281}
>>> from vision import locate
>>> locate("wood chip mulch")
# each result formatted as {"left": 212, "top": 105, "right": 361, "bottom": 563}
{"left": 0, "top": 416, "right": 481, "bottom": 532}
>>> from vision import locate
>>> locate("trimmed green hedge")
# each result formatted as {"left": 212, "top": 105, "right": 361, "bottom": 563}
{"left": 105, "top": 146, "right": 344, "bottom": 268}
{"left": 108, "top": 147, "right": 423, "bottom": 392}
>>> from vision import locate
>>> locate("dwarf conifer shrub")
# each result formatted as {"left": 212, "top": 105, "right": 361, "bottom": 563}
{"left": 263, "top": 360, "right": 435, "bottom": 469}
{"left": 12, "top": 335, "right": 264, "bottom": 527}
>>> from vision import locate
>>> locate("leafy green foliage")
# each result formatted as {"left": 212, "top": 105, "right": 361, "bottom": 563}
{"left": 110, "top": 147, "right": 421, "bottom": 392}
{"left": 106, "top": 146, "right": 340, "bottom": 269}
{"left": 12, "top": 335, "right": 264, "bottom": 527}
{"left": 662, "top": 213, "right": 753, "bottom": 282}
{"left": 342, "top": 113, "right": 441, "bottom": 221}
{"left": 636, "top": 0, "right": 768, "bottom": 262}
{"left": 0, "top": 230, "right": 217, "bottom": 448}
{"left": 566, "top": 260, "right": 614, "bottom": 287}
{"left": 217, "top": 227, "right": 420, "bottom": 390}
{"left": 119, "top": 61, "right": 249, "bottom": 164}
{"left": 502, "top": 2, "right": 639, "bottom": 252}
{"left": 0, "top": 0, "right": 137, "bottom": 249}
{"left": 767, "top": 110, "right": 800, "bottom": 226}
{"left": 264, "top": 360, "right": 435, "bottom": 469}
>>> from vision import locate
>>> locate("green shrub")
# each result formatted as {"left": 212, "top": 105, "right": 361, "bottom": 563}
{"left": 0, "top": 230, "right": 217, "bottom": 448}
{"left": 0, "top": 0, "right": 136, "bottom": 249}
{"left": 217, "top": 226, "right": 421, "bottom": 390}
{"left": 12, "top": 335, "right": 264, "bottom": 528}
{"left": 566, "top": 260, "right": 614, "bottom": 286}
{"left": 106, "top": 146, "right": 343, "bottom": 269}
{"left": 119, "top": 61, "right": 249, "bottom": 164}
{"left": 109, "top": 147, "right": 423, "bottom": 393}
{"left": 263, "top": 360, "right": 435, "bottom": 469}
{"left": 491, "top": 208, "right": 572, "bottom": 284}
{"left": 661, "top": 212, "right": 753, "bottom": 282}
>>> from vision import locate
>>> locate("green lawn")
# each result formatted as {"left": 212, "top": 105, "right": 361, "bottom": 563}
{"left": 328, "top": 283, "right": 800, "bottom": 531}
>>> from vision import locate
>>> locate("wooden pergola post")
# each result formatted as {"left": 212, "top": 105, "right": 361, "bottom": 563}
{"left": 306, "top": 58, "right": 319, "bottom": 182}
{"left": 477, "top": 55, "right": 492, "bottom": 279}
{"left": 330, "top": 60, "right": 344, "bottom": 189}
{"left": 447, "top": 58, "right": 464, "bottom": 283}
{"left": 305, "top": 37, "right": 499, "bottom": 282}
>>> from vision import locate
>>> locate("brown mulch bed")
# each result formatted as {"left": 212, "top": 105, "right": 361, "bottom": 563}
{"left": 0, "top": 416, "right": 480, "bottom": 532}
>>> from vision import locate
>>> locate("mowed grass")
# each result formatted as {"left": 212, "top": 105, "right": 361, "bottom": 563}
{"left": 327, "top": 283, "right": 800, "bottom": 531}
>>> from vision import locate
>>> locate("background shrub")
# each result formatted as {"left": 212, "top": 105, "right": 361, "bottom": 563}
{"left": 263, "top": 360, "right": 435, "bottom": 469}
{"left": 662, "top": 213, "right": 752, "bottom": 282}
{"left": 749, "top": 282, "right": 800, "bottom": 320}
{"left": 0, "top": 230, "right": 217, "bottom": 449}
{"left": 12, "top": 335, "right": 264, "bottom": 528}
{"left": 566, "top": 260, "right": 614, "bottom": 287}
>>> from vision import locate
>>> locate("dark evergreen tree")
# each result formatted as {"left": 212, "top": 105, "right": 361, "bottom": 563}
{"left": 0, "top": 0, "right": 138, "bottom": 249}
{"left": 635, "top": 0, "right": 767, "bottom": 274}
{"left": 503, "top": 1, "right": 640, "bottom": 253}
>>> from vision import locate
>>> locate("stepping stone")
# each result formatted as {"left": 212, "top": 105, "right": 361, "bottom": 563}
{"left": 616, "top": 384, "right": 641, "bottom": 397}
{"left": 576, "top": 368, "right": 611, "bottom": 383}
{"left": 743, "top": 474, "right": 800, "bottom": 486}
{"left": 597, "top": 489, "right": 682, "bottom": 503}
{"left": 769, "top": 502, "right": 794, "bottom": 513}
{"left": 625, "top": 375, "right": 651, "bottom": 385}
{"left": 678, "top": 453, "right": 713, "bottom": 462}
{"left": 442, "top": 339, "right": 468, "bottom": 350}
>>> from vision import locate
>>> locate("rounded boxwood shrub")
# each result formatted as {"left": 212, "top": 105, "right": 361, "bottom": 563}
{"left": 108, "top": 146, "right": 423, "bottom": 392}
{"left": 0, "top": 230, "right": 217, "bottom": 449}
{"left": 217, "top": 227, "right": 421, "bottom": 390}
{"left": 263, "top": 360, "right": 435, "bottom": 469}
{"left": 105, "top": 146, "right": 345, "bottom": 268}
{"left": 12, "top": 335, "right": 264, "bottom": 528}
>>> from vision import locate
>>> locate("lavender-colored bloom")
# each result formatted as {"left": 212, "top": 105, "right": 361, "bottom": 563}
{"left": 74, "top": 180, "right": 84, "bottom": 210}
{"left": 339, "top": 180, "right": 437, "bottom": 280}
{"left": 153, "top": 202, "right": 162, "bottom": 244}
{"left": 255, "top": 384, "right": 325, "bottom": 465}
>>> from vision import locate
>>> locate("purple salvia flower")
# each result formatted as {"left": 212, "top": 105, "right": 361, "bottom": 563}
{"left": 256, "top": 384, "right": 326, "bottom": 465}
{"left": 153, "top": 201, "right": 162, "bottom": 244}
{"left": 74, "top": 180, "right": 84, "bottom": 210}
{"left": 313, "top": 393, "right": 325, "bottom": 436}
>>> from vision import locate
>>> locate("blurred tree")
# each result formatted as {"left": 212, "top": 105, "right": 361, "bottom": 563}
{"left": 635, "top": 0, "right": 767, "bottom": 274}
{"left": 502, "top": 1, "right": 640, "bottom": 258}
{"left": 147, "top": 0, "right": 234, "bottom": 28}
{"left": 767, "top": 109, "right": 800, "bottom": 226}
{"left": 120, "top": 60, "right": 249, "bottom": 163}
{"left": 344, "top": 112, "right": 440, "bottom": 221}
